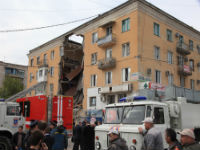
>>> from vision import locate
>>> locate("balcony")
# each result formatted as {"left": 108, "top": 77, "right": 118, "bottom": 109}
{"left": 98, "top": 57, "right": 116, "bottom": 70}
{"left": 37, "top": 59, "right": 48, "bottom": 68}
{"left": 176, "top": 42, "right": 191, "bottom": 55}
{"left": 97, "top": 34, "right": 116, "bottom": 48}
{"left": 178, "top": 65, "right": 192, "bottom": 76}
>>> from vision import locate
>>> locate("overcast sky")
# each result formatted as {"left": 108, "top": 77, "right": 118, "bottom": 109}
{"left": 0, "top": 0, "right": 200, "bottom": 65}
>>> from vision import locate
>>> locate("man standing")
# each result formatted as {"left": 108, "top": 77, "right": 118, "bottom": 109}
{"left": 165, "top": 128, "right": 182, "bottom": 150}
{"left": 13, "top": 125, "right": 26, "bottom": 150}
{"left": 107, "top": 126, "right": 128, "bottom": 150}
{"left": 178, "top": 128, "right": 200, "bottom": 150}
{"left": 72, "top": 122, "right": 82, "bottom": 150}
{"left": 138, "top": 117, "right": 163, "bottom": 150}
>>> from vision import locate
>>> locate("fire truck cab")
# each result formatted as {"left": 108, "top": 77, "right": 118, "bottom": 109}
{"left": 95, "top": 96, "right": 200, "bottom": 150}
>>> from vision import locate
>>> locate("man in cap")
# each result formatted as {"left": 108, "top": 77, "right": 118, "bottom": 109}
{"left": 178, "top": 128, "right": 200, "bottom": 150}
{"left": 138, "top": 117, "right": 163, "bottom": 150}
{"left": 107, "top": 126, "right": 128, "bottom": 150}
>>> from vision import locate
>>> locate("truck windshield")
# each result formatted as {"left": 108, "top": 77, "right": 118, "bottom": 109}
{"left": 104, "top": 107, "right": 123, "bottom": 124}
{"left": 122, "top": 105, "right": 145, "bottom": 124}
{"left": 7, "top": 106, "right": 21, "bottom": 116}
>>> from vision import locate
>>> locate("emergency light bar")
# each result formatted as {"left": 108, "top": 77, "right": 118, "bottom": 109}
{"left": 119, "top": 96, "right": 147, "bottom": 102}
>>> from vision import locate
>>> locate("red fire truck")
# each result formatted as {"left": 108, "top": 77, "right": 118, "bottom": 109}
{"left": 16, "top": 95, "right": 73, "bottom": 131}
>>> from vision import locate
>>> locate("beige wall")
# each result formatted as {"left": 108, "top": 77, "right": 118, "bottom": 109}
{"left": 138, "top": 10, "right": 200, "bottom": 89}
{"left": 82, "top": 7, "right": 200, "bottom": 110}
{"left": 27, "top": 45, "right": 61, "bottom": 96}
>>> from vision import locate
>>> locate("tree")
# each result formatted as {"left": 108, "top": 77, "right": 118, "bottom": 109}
{"left": 0, "top": 76, "right": 24, "bottom": 99}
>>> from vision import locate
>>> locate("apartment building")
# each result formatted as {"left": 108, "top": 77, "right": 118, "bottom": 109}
{"left": 73, "top": 0, "right": 200, "bottom": 111}
{"left": 0, "top": 61, "right": 27, "bottom": 88}
{"left": 27, "top": 35, "right": 83, "bottom": 99}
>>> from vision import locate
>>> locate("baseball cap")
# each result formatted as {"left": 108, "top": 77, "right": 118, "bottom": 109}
{"left": 108, "top": 126, "right": 120, "bottom": 135}
{"left": 178, "top": 129, "right": 195, "bottom": 139}
{"left": 142, "top": 117, "right": 153, "bottom": 123}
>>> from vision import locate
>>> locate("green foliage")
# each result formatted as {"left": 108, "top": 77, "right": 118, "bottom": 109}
{"left": 0, "top": 76, "right": 24, "bottom": 99}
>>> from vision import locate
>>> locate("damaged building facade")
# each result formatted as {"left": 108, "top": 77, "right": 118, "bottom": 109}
{"left": 10, "top": 34, "right": 85, "bottom": 119}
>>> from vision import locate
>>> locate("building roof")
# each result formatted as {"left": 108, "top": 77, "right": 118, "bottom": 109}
{"left": 0, "top": 61, "right": 27, "bottom": 68}
{"left": 28, "top": 0, "right": 200, "bottom": 55}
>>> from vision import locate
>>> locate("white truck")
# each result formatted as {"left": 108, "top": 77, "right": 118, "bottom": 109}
{"left": 95, "top": 97, "right": 200, "bottom": 150}
{"left": 0, "top": 101, "right": 25, "bottom": 150}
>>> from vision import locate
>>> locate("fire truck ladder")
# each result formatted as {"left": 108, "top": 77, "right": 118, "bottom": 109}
{"left": 5, "top": 81, "right": 47, "bottom": 102}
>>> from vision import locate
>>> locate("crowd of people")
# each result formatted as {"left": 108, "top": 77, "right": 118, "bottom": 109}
{"left": 12, "top": 120, "right": 68, "bottom": 150}
{"left": 12, "top": 118, "right": 200, "bottom": 150}
{"left": 108, "top": 117, "right": 200, "bottom": 150}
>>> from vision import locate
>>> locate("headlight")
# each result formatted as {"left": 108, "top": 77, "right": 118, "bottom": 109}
{"left": 96, "top": 142, "right": 101, "bottom": 150}
{"left": 129, "top": 145, "right": 136, "bottom": 150}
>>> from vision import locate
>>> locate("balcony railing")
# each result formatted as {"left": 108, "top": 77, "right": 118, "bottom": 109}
{"left": 178, "top": 65, "right": 192, "bottom": 76}
{"left": 97, "top": 33, "right": 116, "bottom": 48}
{"left": 98, "top": 57, "right": 116, "bottom": 70}
{"left": 37, "top": 59, "right": 48, "bottom": 68}
{"left": 176, "top": 42, "right": 191, "bottom": 55}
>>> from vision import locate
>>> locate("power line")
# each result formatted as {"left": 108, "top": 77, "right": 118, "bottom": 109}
{"left": 0, "top": 14, "right": 98, "bottom": 33}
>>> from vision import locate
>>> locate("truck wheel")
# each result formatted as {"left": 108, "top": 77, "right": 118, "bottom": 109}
{"left": 0, "top": 136, "right": 12, "bottom": 150}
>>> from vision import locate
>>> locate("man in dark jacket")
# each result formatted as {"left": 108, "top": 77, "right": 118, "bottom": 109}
{"left": 165, "top": 128, "right": 182, "bottom": 150}
{"left": 13, "top": 125, "right": 26, "bottom": 150}
{"left": 179, "top": 128, "right": 200, "bottom": 150}
{"left": 107, "top": 126, "right": 128, "bottom": 150}
{"left": 72, "top": 122, "right": 82, "bottom": 150}
{"left": 52, "top": 120, "right": 68, "bottom": 150}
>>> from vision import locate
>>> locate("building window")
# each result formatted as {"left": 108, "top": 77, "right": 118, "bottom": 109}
{"left": 89, "top": 97, "right": 96, "bottom": 107}
{"left": 107, "top": 95, "right": 115, "bottom": 104}
{"left": 106, "top": 48, "right": 112, "bottom": 59}
{"left": 60, "top": 46, "right": 64, "bottom": 56}
{"left": 92, "top": 32, "right": 98, "bottom": 44}
{"left": 36, "top": 71, "right": 38, "bottom": 80}
{"left": 154, "top": 23, "right": 160, "bottom": 36}
{"left": 154, "top": 46, "right": 160, "bottom": 60}
{"left": 122, "top": 43, "right": 130, "bottom": 57}
{"left": 50, "top": 84, "right": 54, "bottom": 93}
{"left": 39, "top": 70, "right": 43, "bottom": 77}
{"left": 43, "top": 54, "right": 47, "bottom": 64}
{"left": 198, "top": 63, "right": 200, "bottom": 72}
{"left": 105, "top": 71, "right": 112, "bottom": 84}
{"left": 122, "top": 18, "right": 130, "bottom": 32}
{"left": 168, "top": 74, "right": 173, "bottom": 85}
{"left": 30, "top": 59, "right": 34, "bottom": 67}
{"left": 189, "top": 40, "right": 193, "bottom": 50}
{"left": 37, "top": 56, "right": 40, "bottom": 65}
{"left": 190, "top": 79, "right": 195, "bottom": 89}
{"left": 166, "top": 29, "right": 172, "bottom": 41}
{"left": 177, "top": 55, "right": 184, "bottom": 66}
{"left": 179, "top": 35, "right": 184, "bottom": 43}
{"left": 197, "top": 45, "right": 200, "bottom": 54}
{"left": 122, "top": 68, "right": 131, "bottom": 82}
{"left": 189, "top": 60, "right": 194, "bottom": 71}
{"left": 90, "top": 74, "right": 97, "bottom": 87}
{"left": 51, "top": 50, "right": 54, "bottom": 60}
{"left": 167, "top": 51, "right": 173, "bottom": 64}
{"left": 91, "top": 53, "right": 97, "bottom": 65}
{"left": 29, "top": 73, "right": 33, "bottom": 82}
{"left": 155, "top": 70, "right": 161, "bottom": 83}
{"left": 180, "top": 76, "right": 185, "bottom": 87}
{"left": 106, "top": 26, "right": 112, "bottom": 36}
{"left": 50, "top": 67, "right": 54, "bottom": 77}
